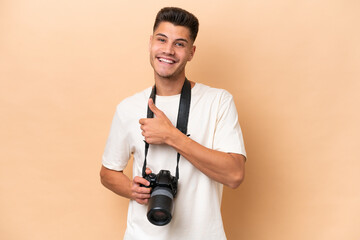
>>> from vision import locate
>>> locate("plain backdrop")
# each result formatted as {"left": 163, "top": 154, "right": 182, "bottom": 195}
{"left": 1, "top": 0, "right": 359, "bottom": 239}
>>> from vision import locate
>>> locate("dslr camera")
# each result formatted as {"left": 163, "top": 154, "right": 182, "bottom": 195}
{"left": 143, "top": 170, "right": 178, "bottom": 226}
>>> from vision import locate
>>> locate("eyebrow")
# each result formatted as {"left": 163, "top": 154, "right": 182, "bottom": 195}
{"left": 155, "top": 33, "right": 189, "bottom": 43}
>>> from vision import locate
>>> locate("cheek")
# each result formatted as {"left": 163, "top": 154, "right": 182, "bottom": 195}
{"left": 150, "top": 44, "right": 160, "bottom": 54}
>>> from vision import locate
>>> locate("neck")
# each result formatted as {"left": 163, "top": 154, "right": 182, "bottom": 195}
{"left": 154, "top": 74, "right": 186, "bottom": 96}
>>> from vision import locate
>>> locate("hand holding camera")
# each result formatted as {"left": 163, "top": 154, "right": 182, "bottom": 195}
{"left": 131, "top": 168, "right": 152, "bottom": 205}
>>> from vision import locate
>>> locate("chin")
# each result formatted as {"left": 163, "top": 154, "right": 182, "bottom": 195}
{"left": 155, "top": 71, "right": 175, "bottom": 79}
{"left": 155, "top": 68, "right": 184, "bottom": 80}
{"left": 157, "top": 74, "right": 175, "bottom": 79}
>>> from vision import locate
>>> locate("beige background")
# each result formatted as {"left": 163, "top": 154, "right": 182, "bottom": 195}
{"left": 1, "top": 0, "right": 359, "bottom": 239}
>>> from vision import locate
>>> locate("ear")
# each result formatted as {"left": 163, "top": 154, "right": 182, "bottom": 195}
{"left": 188, "top": 45, "right": 196, "bottom": 61}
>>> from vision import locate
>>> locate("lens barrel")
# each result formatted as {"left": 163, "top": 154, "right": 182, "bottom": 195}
{"left": 147, "top": 187, "right": 174, "bottom": 226}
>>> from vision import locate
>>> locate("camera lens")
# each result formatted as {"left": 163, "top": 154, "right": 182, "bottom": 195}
{"left": 147, "top": 187, "right": 174, "bottom": 226}
{"left": 153, "top": 210, "right": 167, "bottom": 220}
{"left": 149, "top": 209, "right": 169, "bottom": 223}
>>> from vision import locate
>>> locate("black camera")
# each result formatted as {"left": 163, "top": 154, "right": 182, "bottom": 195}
{"left": 143, "top": 170, "right": 178, "bottom": 226}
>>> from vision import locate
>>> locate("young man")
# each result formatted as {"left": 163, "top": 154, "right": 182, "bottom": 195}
{"left": 100, "top": 7, "right": 246, "bottom": 239}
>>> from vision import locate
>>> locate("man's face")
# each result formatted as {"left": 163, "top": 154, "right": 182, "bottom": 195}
{"left": 149, "top": 21, "right": 196, "bottom": 80}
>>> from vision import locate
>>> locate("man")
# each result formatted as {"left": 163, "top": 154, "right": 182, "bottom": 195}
{"left": 100, "top": 7, "right": 246, "bottom": 239}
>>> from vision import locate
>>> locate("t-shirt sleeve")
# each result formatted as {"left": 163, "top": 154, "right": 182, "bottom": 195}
{"left": 102, "top": 108, "right": 131, "bottom": 171}
{"left": 213, "top": 91, "right": 246, "bottom": 158}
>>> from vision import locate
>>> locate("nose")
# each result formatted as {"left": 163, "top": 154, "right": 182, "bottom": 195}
{"left": 162, "top": 42, "right": 175, "bottom": 55}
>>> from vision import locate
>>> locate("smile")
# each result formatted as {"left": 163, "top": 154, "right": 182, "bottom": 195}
{"left": 157, "top": 57, "right": 176, "bottom": 64}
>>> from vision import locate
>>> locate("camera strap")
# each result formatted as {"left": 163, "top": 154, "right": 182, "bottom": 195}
{"left": 142, "top": 78, "right": 191, "bottom": 180}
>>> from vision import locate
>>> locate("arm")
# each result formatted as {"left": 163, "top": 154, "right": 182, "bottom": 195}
{"left": 168, "top": 133, "right": 245, "bottom": 189}
{"left": 139, "top": 99, "right": 245, "bottom": 189}
{"left": 100, "top": 165, "right": 152, "bottom": 204}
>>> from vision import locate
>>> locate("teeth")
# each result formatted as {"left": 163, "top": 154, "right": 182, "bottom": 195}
{"left": 159, "top": 58, "right": 174, "bottom": 64}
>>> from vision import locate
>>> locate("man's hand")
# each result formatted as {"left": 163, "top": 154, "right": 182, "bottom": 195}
{"left": 139, "top": 99, "right": 179, "bottom": 145}
{"left": 131, "top": 168, "right": 152, "bottom": 205}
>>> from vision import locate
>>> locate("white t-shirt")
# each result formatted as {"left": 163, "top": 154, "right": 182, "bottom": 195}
{"left": 102, "top": 83, "right": 246, "bottom": 240}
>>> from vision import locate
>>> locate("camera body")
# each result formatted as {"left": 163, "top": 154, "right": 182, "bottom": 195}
{"left": 143, "top": 170, "right": 178, "bottom": 226}
{"left": 144, "top": 170, "right": 178, "bottom": 196}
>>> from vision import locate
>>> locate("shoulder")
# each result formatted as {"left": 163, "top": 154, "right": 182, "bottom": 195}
{"left": 111, "top": 87, "right": 152, "bottom": 123}
{"left": 116, "top": 87, "right": 152, "bottom": 113}
{"left": 193, "top": 83, "right": 234, "bottom": 103}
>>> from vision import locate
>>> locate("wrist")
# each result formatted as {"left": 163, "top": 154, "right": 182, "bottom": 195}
{"left": 166, "top": 128, "right": 189, "bottom": 150}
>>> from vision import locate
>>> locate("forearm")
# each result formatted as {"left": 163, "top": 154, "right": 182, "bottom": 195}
{"left": 100, "top": 165, "right": 132, "bottom": 199}
{"left": 166, "top": 129, "right": 245, "bottom": 188}
{"left": 100, "top": 165, "right": 152, "bottom": 204}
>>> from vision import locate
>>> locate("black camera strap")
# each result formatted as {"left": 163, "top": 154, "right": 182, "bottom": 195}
{"left": 142, "top": 78, "right": 191, "bottom": 180}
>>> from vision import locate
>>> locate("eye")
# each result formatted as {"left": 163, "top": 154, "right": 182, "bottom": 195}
{"left": 175, "top": 42, "right": 185, "bottom": 47}
{"left": 157, "top": 38, "right": 166, "bottom": 43}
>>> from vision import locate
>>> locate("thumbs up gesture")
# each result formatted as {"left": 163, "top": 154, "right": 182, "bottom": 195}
{"left": 139, "top": 99, "right": 179, "bottom": 145}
